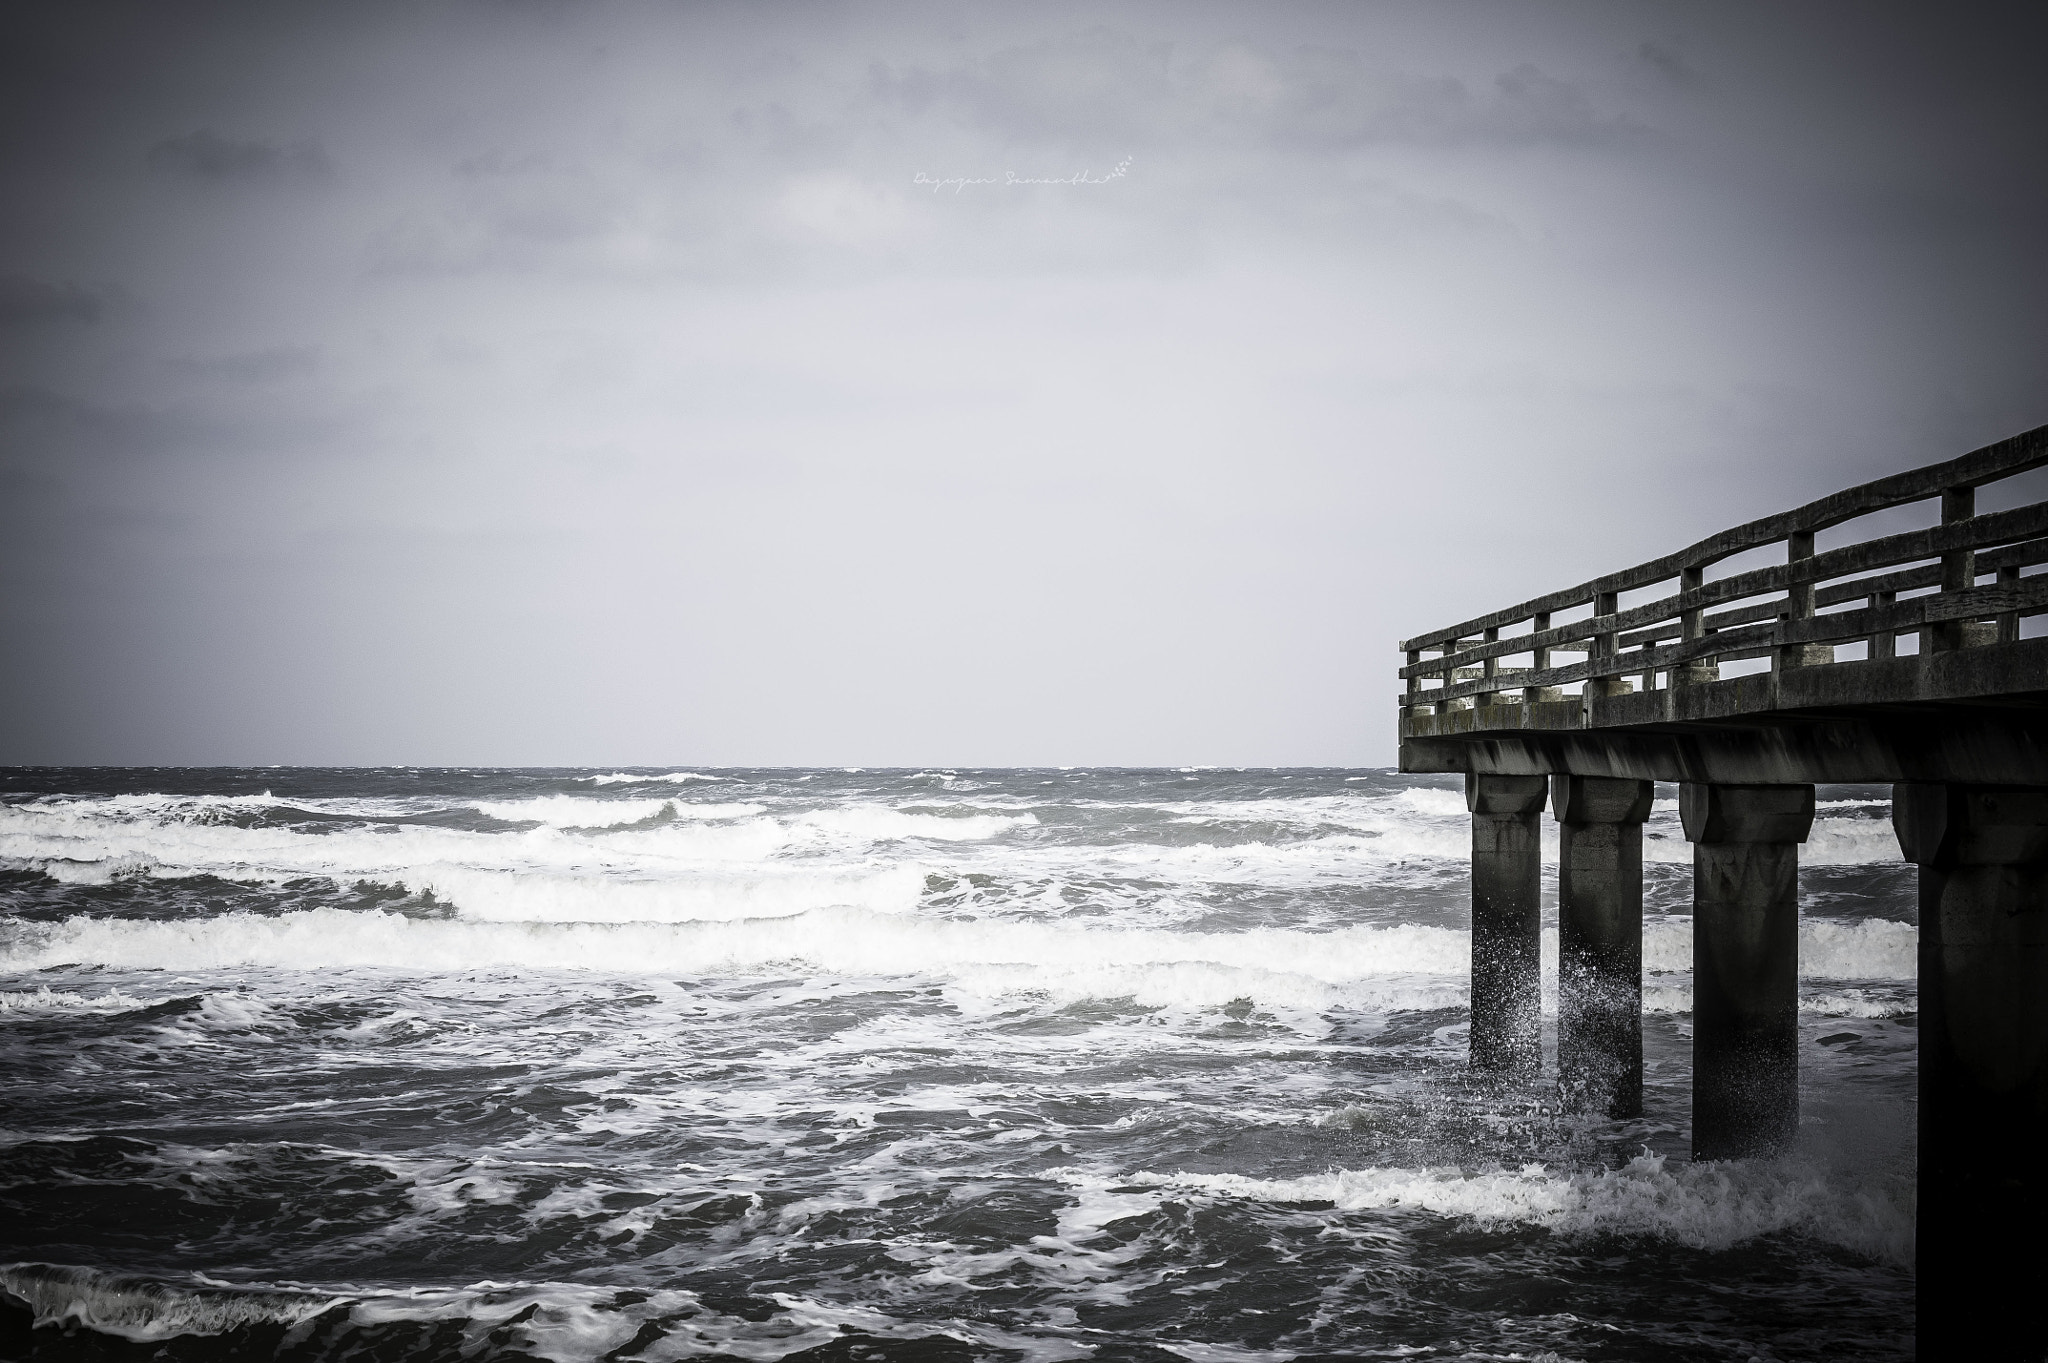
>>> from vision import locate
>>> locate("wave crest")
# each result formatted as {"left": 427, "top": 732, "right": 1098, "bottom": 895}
{"left": 0, "top": 1264, "right": 340, "bottom": 1341}
{"left": 1059, "top": 1150, "right": 1910, "bottom": 1264}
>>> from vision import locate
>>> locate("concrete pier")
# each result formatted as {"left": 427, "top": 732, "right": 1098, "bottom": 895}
{"left": 1467, "top": 773, "right": 1547, "bottom": 1075}
{"left": 1552, "top": 775, "right": 1654, "bottom": 1116}
{"left": 1680, "top": 783, "right": 1814, "bottom": 1160}
{"left": 1895, "top": 783, "right": 2048, "bottom": 1363}
{"left": 1396, "top": 427, "right": 2048, "bottom": 1357}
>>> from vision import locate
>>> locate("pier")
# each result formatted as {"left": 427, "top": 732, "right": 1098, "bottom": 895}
{"left": 1397, "top": 424, "right": 2048, "bottom": 1362}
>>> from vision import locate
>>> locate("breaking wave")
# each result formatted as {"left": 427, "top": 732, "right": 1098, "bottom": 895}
{"left": 1062, "top": 1149, "right": 1911, "bottom": 1265}
{"left": 0, "top": 1264, "right": 339, "bottom": 1341}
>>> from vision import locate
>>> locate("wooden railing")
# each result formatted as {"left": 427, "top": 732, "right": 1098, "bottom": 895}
{"left": 1400, "top": 424, "right": 2048, "bottom": 720}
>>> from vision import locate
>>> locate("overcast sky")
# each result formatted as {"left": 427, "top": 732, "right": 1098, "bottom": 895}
{"left": 2, "top": 1, "right": 2044, "bottom": 767}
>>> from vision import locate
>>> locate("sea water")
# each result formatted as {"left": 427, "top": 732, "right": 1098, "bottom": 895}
{"left": 0, "top": 768, "right": 1916, "bottom": 1360}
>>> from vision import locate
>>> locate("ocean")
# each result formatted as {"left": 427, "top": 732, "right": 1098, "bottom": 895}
{"left": 0, "top": 767, "right": 1917, "bottom": 1361}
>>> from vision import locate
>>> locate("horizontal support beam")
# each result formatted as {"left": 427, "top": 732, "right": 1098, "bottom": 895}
{"left": 1401, "top": 423, "right": 2048, "bottom": 651}
{"left": 1399, "top": 644, "right": 2048, "bottom": 785}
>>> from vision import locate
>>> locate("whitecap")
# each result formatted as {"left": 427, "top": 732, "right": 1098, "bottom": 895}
{"left": 578, "top": 771, "right": 732, "bottom": 785}
{"left": 1049, "top": 1149, "right": 1911, "bottom": 1265}
{"left": 0, "top": 1264, "right": 341, "bottom": 1342}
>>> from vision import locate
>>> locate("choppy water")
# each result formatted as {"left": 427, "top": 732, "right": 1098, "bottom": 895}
{"left": 0, "top": 768, "right": 1916, "bottom": 1361}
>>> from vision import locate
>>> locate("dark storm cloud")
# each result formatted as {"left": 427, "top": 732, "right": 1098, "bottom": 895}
{"left": 0, "top": 385, "right": 211, "bottom": 468}
{"left": 146, "top": 129, "right": 332, "bottom": 183}
{"left": 0, "top": 386, "right": 180, "bottom": 509}
{"left": 0, "top": 274, "right": 104, "bottom": 325}
{"left": 0, "top": 382, "right": 342, "bottom": 497}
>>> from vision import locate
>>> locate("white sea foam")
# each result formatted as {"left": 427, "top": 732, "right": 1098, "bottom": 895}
{"left": 0, "top": 786, "right": 1903, "bottom": 947}
{"left": 1642, "top": 815, "right": 1901, "bottom": 867}
{"left": 1640, "top": 916, "right": 1913, "bottom": 979}
{"left": 158, "top": 992, "right": 291, "bottom": 1036}
{"left": 579, "top": 771, "right": 732, "bottom": 785}
{"left": 0, "top": 1265, "right": 341, "bottom": 1341}
{"left": 1055, "top": 1150, "right": 1911, "bottom": 1264}
{"left": 0, "top": 1266, "right": 1067, "bottom": 1363}
{"left": 0, "top": 907, "right": 1465, "bottom": 989}
{"left": 1639, "top": 983, "right": 1915, "bottom": 1017}
{"left": 341, "top": 1280, "right": 1084, "bottom": 1363}
{"left": 13, "top": 791, "right": 425, "bottom": 823}
{"left": 418, "top": 864, "right": 928, "bottom": 923}
{"left": 1125, "top": 789, "right": 1899, "bottom": 870}
{"left": 946, "top": 960, "right": 1466, "bottom": 1014}
{"left": 0, "top": 986, "right": 151, "bottom": 1016}
{"left": 1797, "top": 990, "right": 1916, "bottom": 1018}
{"left": 472, "top": 796, "right": 769, "bottom": 827}
{"left": 1, "top": 796, "right": 1031, "bottom": 889}
{"left": 1391, "top": 787, "right": 1469, "bottom": 818}
{"left": 0, "top": 907, "right": 1915, "bottom": 1009}
{"left": 793, "top": 807, "right": 1037, "bottom": 842}
{"left": 33, "top": 856, "right": 155, "bottom": 886}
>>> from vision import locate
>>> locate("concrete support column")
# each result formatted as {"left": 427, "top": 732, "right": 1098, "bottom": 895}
{"left": 1467, "top": 773, "right": 1547, "bottom": 1075}
{"left": 1680, "top": 783, "right": 1815, "bottom": 1160}
{"left": 1553, "top": 775, "right": 1654, "bottom": 1117}
{"left": 1894, "top": 784, "right": 2048, "bottom": 1363}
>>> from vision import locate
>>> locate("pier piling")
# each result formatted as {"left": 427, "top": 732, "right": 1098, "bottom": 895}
{"left": 1681, "top": 783, "right": 1814, "bottom": 1160}
{"left": 1553, "top": 775, "right": 1654, "bottom": 1117}
{"left": 1895, "top": 783, "right": 2048, "bottom": 1363}
{"left": 1466, "top": 773, "right": 1547, "bottom": 1075}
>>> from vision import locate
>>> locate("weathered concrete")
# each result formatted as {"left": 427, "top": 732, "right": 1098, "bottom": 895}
{"left": 1467, "top": 773, "right": 1547, "bottom": 1075}
{"left": 1681, "top": 783, "right": 1814, "bottom": 1161}
{"left": 1895, "top": 784, "right": 2048, "bottom": 1363}
{"left": 1552, "top": 775, "right": 1654, "bottom": 1117}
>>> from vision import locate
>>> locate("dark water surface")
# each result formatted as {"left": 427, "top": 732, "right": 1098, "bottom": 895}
{"left": 0, "top": 768, "right": 1916, "bottom": 1360}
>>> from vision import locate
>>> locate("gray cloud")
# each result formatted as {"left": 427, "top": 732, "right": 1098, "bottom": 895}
{"left": 146, "top": 128, "right": 331, "bottom": 182}
{"left": 0, "top": 384, "right": 213, "bottom": 471}
{"left": 164, "top": 345, "right": 321, "bottom": 383}
{"left": 0, "top": 274, "right": 104, "bottom": 325}
{"left": 1636, "top": 41, "right": 1699, "bottom": 87}
{"left": 869, "top": 27, "right": 1176, "bottom": 141}
{"left": 867, "top": 32, "right": 1639, "bottom": 152}
{"left": 347, "top": 24, "right": 1641, "bottom": 288}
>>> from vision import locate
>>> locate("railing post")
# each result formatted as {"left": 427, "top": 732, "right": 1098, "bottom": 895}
{"left": 1998, "top": 563, "right": 2022, "bottom": 644}
{"left": 1868, "top": 589, "right": 1896, "bottom": 660}
{"left": 1777, "top": 531, "right": 1832, "bottom": 672}
{"left": 1928, "top": 485, "right": 1982, "bottom": 653}
{"left": 1444, "top": 641, "right": 1474, "bottom": 711}
{"left": 1553, "top": 775, "right": 1654, "bottom": 1117}
{"left": 1523, "top": 612, "right": 1560, "bottom": 704}
{"left": 1680, "top": 782, "right": 1815, "bottom": 1160}
{"left": 1403, "top": 649, "right": 1423, "bottom": 720}
{"left": 1477, "top": 626, "right": 1499, "bottom": 709}
{"left": 1584, "top": 591, "right": 1625, "bottom": 719}
{"left": 1467, "top": 773, "right": 1548, "bottom": 1076}
{"left": 1672, "top": 564, "right": 1716, "bottom": 689}
{"left": 1894, "top": 784, "right": 2048, "bottom": 1363}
